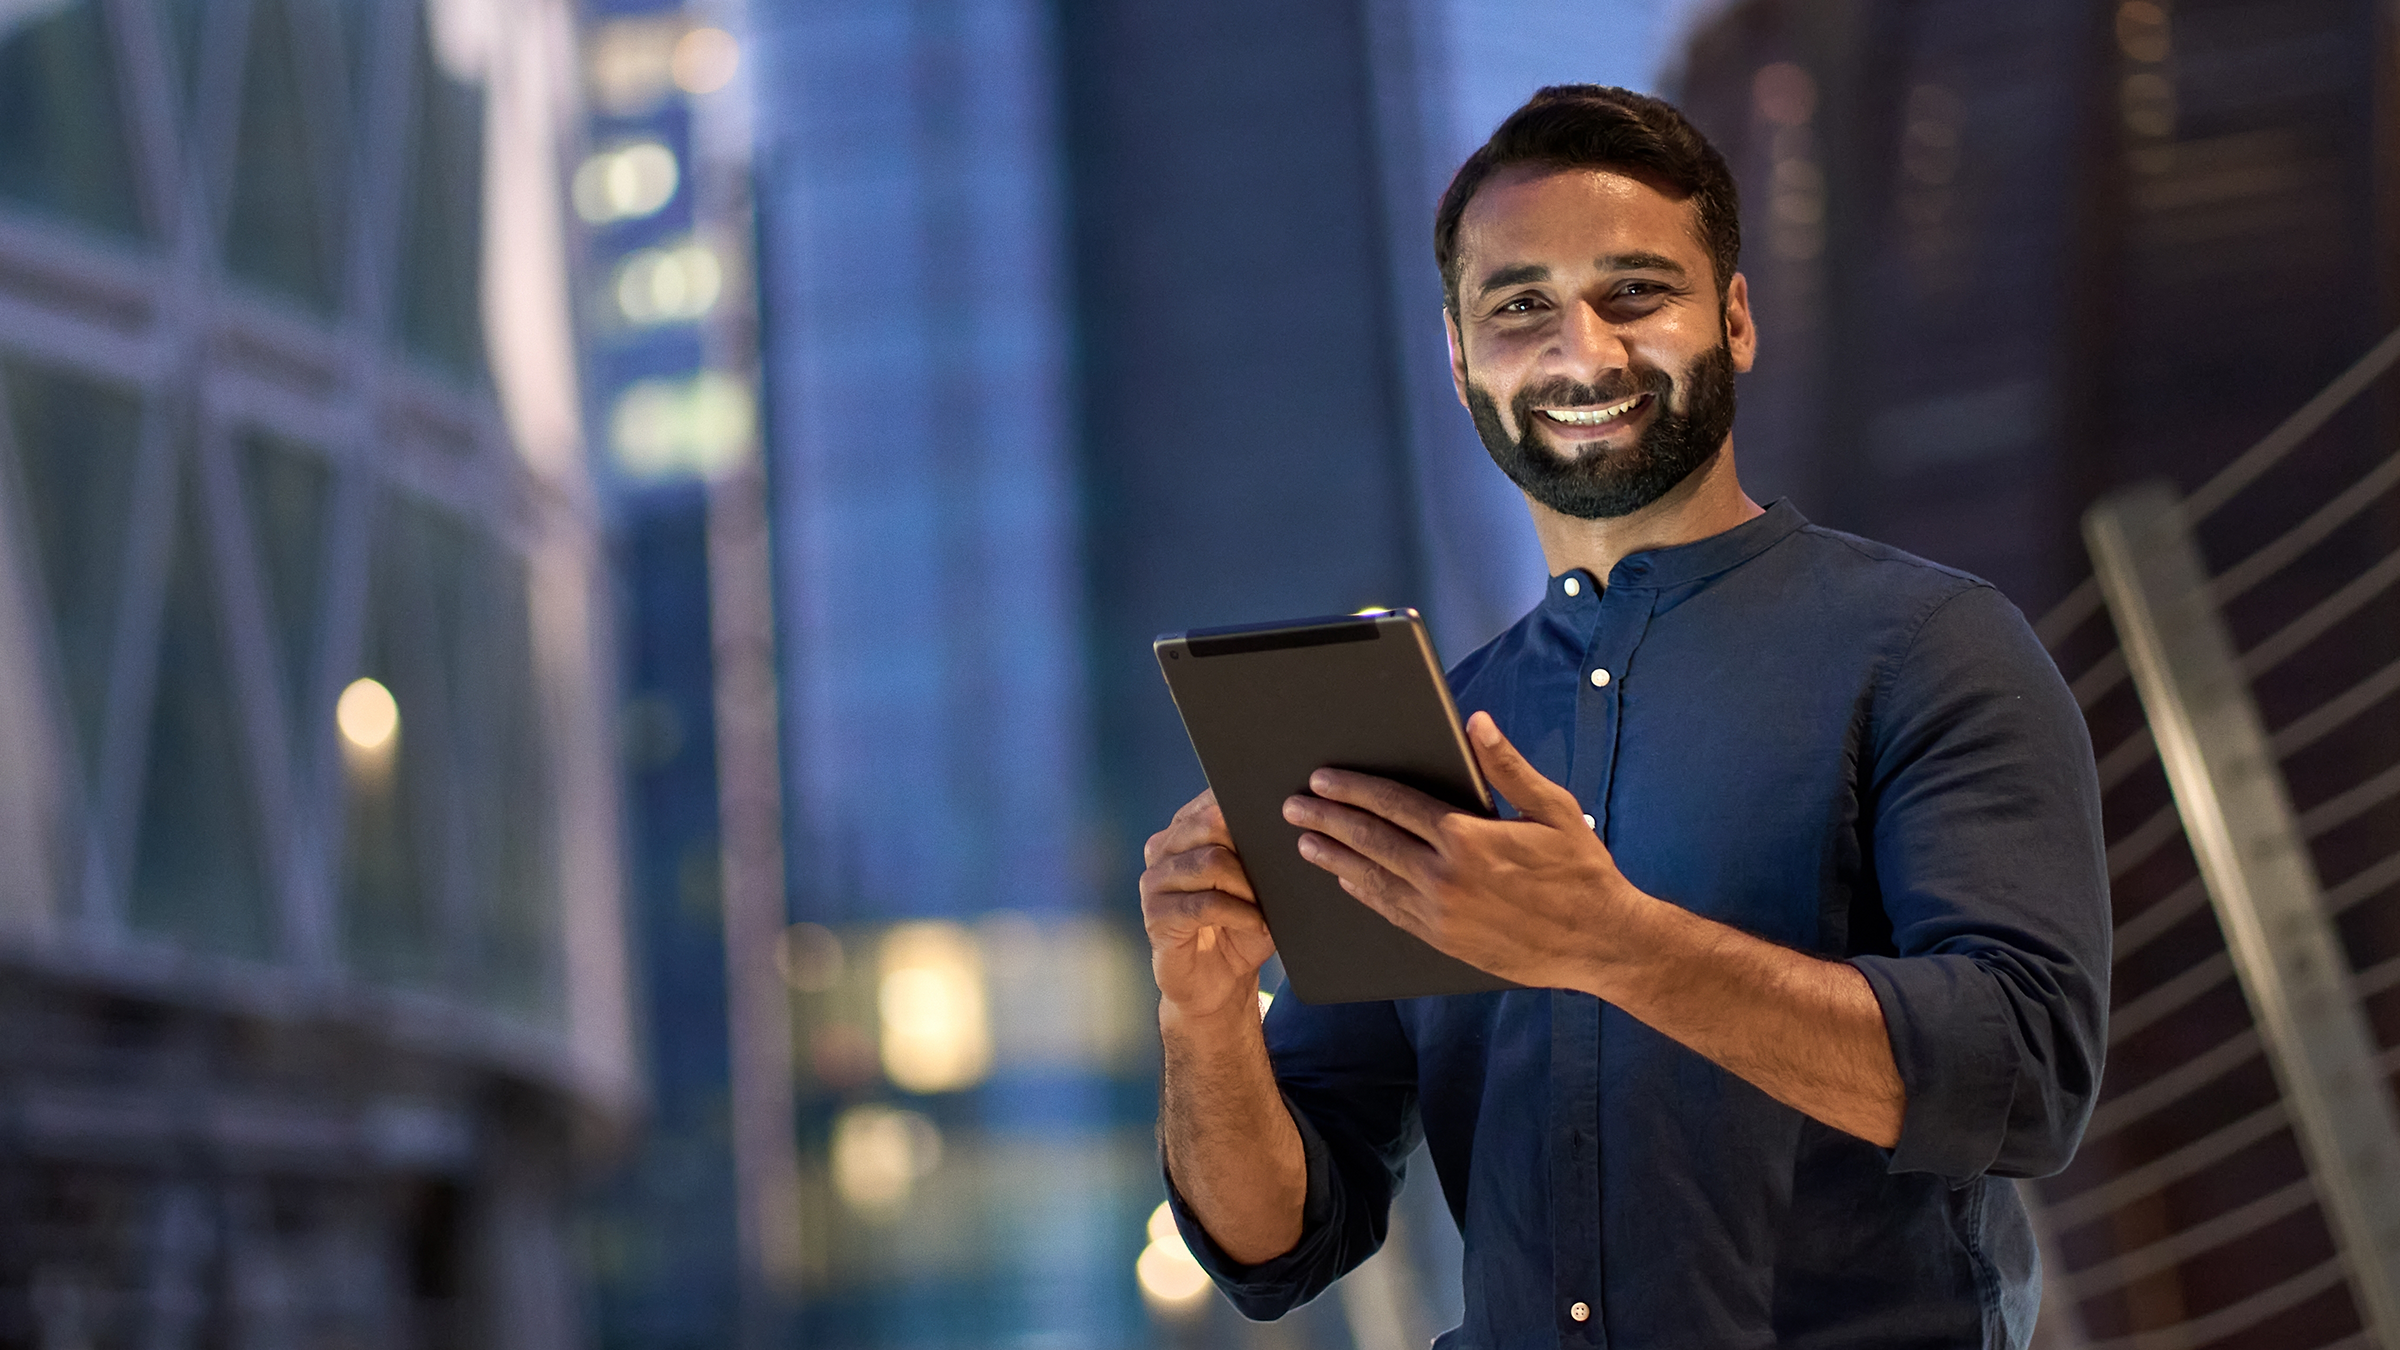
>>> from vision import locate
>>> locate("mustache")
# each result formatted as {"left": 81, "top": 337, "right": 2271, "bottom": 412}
{"left": 1511, "top": 365, "right": 1675, "bottom": 414}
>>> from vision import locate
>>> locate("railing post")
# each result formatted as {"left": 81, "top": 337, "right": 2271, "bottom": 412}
{"left": 2086, "top": 480, "right": 2400, "bottom": 1346}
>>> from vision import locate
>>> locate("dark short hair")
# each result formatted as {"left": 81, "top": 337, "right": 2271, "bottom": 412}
{"left": 1435, "top": 85, "right": 1741, "bottom": 312}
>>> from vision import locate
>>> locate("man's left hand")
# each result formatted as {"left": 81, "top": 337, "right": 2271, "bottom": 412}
{"left": 1282, "top": 709, "right": 1645, "bottom": 992}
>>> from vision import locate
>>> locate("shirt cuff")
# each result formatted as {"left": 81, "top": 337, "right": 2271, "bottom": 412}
{"left": 1162, "top": 1092, "right": 1340, "bottom": 1317}
{"left": 1852, "top": 952, "right": 2017, "bottom": 1182}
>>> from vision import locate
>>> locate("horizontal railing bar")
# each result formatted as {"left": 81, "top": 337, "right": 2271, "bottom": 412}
{"left": 2109, "top": 952, "right": 2235, "bottom": 1047}
{"left": 2184, "top": 323, "right": 2400, "bottom": 521}
{"left": 2107, "top": 804, "right": 2185, "bottom": 879}
{"left": 2272, "top": 655, "right": 2400, "bottom": 762}
{"left": 2352, "top": 953, "right": 2400, "bottom": 1003}
{"left": 2097, "top": 727, "right": 2159, "bottom": 794}
{"left": 2075, "top": 650, "right": 2132, "bottom": 709}
{"left": 2212, "top": 448, "right": 2400, "bottom": 607}
{"left": 2239, "top": 548, "right": 2400, "bottom": 681}
{"left": 2297, "top": 762, "right": 2400, "bottom": 843}
{"left": 2078, "top": 1254, "right": 2347, "bottom": 1350}
{"left": 2040, "top": 1099, "right": 2289, "bottom": 1231}
{"left": 2037, "top": 576, "right": 2107, "bottom": 648}
{"left": 2326, "top": 849, "right": 2400, "bottom": 915}
{"left": 2064, "top": 1175, "right": 2317, "bottom": 1298}
{"left": 2084, "top": 1029, "right": 2263, "bottom": 1141}
{"left": 2112, "top": 877, "right": 2210, "bottom": 965}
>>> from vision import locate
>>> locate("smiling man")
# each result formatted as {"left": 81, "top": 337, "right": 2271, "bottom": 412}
{"left": 1137, "top": 86, "right": 2111, "bottom": 1348}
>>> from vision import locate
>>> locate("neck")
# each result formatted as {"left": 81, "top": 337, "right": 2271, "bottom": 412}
{"left": 1526, "top": 441, "right": 1764, "bottom": 582}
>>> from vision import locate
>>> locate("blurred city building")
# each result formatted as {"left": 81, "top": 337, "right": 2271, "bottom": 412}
{"left": 0, "top": 0, "right": 636, "bottom": 1346}
{"left": 1675, "top": 1, "right": 2400, "bottom": 1347}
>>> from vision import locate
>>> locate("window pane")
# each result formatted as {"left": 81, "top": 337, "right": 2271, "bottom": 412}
{"left": 0, "top": 0, "right": 146, "bottom": 238}
{"left": 129, "top": 457, "right": 274, "bottom": 958}
{"left": 340, "top": 494, "right": 453, "bottom": 986}
{"left": 159, "top": 0, "right": 208, "bottom": 120}
{"left": 1, "top": 360, "right": 144, "bottom": 782}
{"left": 394, "top": 7, "right": 486, "bottom": 381}
{"left": 224, "top": 0, "right": 343, "bottom": 314}
{"left": 236, "top": 430, "right": 330, "bottom": 752}
{"left": 458, "top": 547, "right": 558, "bottom": 1017}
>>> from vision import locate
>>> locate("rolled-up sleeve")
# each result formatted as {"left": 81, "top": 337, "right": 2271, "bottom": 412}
{"left": 1163, "top": 981, "right": 1421, "bottom": 1318}
{"left": 1852, "top": 583, "right": 2111, "bottom": 1182}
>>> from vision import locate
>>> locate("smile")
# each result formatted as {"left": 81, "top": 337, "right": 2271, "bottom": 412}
{"left": 1536, "top": 393, "right": 1649, "bottom": 427}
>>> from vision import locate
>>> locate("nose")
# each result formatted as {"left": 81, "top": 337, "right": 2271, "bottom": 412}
{"left": 1556, "top": 299, "right": 1630, "bottom": 384}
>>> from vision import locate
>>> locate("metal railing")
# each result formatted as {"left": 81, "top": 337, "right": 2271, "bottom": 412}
{"left": 2031, "top": 325, "right": 2400, "bottom": 1350}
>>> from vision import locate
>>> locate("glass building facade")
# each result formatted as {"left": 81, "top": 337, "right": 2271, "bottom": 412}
{"left": 0, "top": 0, "right": 635, "bottom": 1345}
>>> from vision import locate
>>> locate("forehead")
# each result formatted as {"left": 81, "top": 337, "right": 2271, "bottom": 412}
{"left": 1455, "top": 165, "right": 1710, "bottom": 290}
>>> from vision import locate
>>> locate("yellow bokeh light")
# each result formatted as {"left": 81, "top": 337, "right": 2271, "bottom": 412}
{"left": 671, "top": 26, "right": 740, "bottom": 95}
{"left": 830, "top": 1104, "right": 941, "bottom": 1214}
{"left": 615, "top": 241, "right": 724, "bottom": 326}
{"left": 1136, "top": 1205, "right": 1212, "bottom": 1312}
{"left": 572, "top": 142, "right": 679, "bottom": 225}
{"left": 877, "top": 923, "right": 992, "bottom": 1093}
{"left": 337, "top": 678, "right": 400, "bottom": 751}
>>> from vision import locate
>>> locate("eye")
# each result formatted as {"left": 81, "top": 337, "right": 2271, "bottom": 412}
{"left": 1495, "top": 294, "right": 1547, "bottom": 316}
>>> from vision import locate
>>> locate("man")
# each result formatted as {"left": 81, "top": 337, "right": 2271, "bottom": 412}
{"left": 1138, "top": 85, "right": 2109, "bottom": 1348}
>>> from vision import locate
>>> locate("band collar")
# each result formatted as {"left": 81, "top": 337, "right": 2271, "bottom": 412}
{"left": 1542, "top": 498, "right": 1809, "bottom": 606}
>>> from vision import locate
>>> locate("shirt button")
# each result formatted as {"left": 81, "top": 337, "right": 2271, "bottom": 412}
{"left": 1569, "top": 1301, "right": 1590, "bottom": 1322}
{"left": 1562, "top": 576, "right": 1581, "bottom": 597}
{"left": 1589, "top": 668, "right": 1611, "bottom": 688}
{"left": 1582, "top": 813, "right": 1595, "bottom": 829}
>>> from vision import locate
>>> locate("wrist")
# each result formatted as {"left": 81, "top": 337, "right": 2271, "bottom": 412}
{"left": 1159, "top": 987, "right": 1263, "bottom": 1046}
{"left": 1564, "top": 879, "right": 1683, "bottom": 1003}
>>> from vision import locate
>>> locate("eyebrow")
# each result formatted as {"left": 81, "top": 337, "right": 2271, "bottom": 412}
{"left": 1597, "top": 251, "right": 1688, "bottom": 276}
{"left": 1471, "top": 252, "right": 1690, "bottom": 298}
{"left": 1473, "top": 262, "right": 1550, "bottom": 293}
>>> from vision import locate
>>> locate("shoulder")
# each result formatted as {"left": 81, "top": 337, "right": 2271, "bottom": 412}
{"left": 1761, "top": 524, "right": 2061, "bottom": 706}
{"left": 1782, "top": 522, "right": 1993, "bottom": 613}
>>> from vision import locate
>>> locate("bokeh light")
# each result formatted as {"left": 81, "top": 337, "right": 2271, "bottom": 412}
{"left": 672, "top": 26, "right": 740, "bottom": 95}
{"left": 877, "top": 922, "right": 991, "bottom": 1093}
{"left": 1136, "top": 1201, "right": 1212, "bottom": 1313}
{"left": 830, "top": 1104, "right": 942, "bottom": 1214}
{"left": 572, "top": 142, "right": 679, "bottom": 224}
{"left": 614, "top": 241, "right": 722, "bottom": 326}
{"left": 336, "top": 677, "right": 400, "bottom": 752}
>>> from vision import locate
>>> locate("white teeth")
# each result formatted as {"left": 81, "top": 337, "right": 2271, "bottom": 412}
{"left": 1538, "top": 395, "right": 1645, "bottom": 426}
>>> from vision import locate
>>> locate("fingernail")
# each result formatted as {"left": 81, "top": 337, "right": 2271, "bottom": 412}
{"left": 1283, "top": 797, "right": 1305, "bottom": 822}
{"left": 1309, "top": 770, "right": 1332, "bottom": 792}
{"left": 1469, "top": 711, "right": 1500, "bottom": 745}
{"left": 1296, "top": 834, "right": 1317, "bottom": 857}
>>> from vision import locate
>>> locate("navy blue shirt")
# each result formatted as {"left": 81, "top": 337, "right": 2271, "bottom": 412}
{"left": 1169, "top": 501, "right": 2110, "bottom": 1349}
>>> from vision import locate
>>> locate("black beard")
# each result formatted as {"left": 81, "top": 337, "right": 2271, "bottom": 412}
{"left": 1465, "top": 341, "right": 1737, "bottom": 521}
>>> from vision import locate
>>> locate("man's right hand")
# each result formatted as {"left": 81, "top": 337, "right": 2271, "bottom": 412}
{"left": 1139, "top": 789, "right": 1279, "bottom": 1022}
{"left": 1142, "top": 788, "right": 1306, "bottom": 1267}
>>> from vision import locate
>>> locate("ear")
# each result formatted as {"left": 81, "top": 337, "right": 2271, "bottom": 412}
{"left": 1445, "top": 308, "right": 1472, "bottom": 410}
{"left": 1723, "top": 272, "right": 1757, "bottom": 374}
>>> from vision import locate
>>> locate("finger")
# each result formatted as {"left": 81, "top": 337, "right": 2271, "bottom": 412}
{"left": 1140, "top": 886, "right": 1269, "bottom": 941}
{"left": 1296, "top": 831, "right": 1432, "bottom": 938}
{"left": 1305, "top": 768, "right": 1454, "bottom": 844}
{"left": 1151, "top": 791, "right": 1233, "bottom": 863}
{"left": 1283, "top": 792, "right": 1440, "bottom": 886}
{"left": 1464, "top": 711, "right": 1586, "bottom": 831}
{"left": 1141, "top": 843, "right": 1257, "bottom": 903}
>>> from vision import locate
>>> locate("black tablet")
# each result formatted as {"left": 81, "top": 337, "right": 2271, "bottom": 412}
{"left": 1154, "top": 609, "right": 1520, "bottom": 1004}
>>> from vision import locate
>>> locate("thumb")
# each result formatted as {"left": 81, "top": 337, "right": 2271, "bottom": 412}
{"left": 1466, "top": 710, "right": 1587, "bottom": 831}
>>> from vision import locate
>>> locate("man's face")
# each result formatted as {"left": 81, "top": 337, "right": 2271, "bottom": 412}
{"left": 1445, "top": 166, "right": 1756, "bottom": 521}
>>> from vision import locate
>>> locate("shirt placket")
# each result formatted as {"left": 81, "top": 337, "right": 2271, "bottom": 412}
{"left": 1550, "top": 577, "right": 1655, "bottom": 1346}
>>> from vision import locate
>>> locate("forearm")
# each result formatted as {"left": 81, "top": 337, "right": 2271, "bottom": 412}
{"left": 1159, "top": 998, "right": 1307, "bottom": 1264}
{"left": 1577, "top": 895, "right": 1905, "bottom": 1147}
